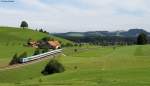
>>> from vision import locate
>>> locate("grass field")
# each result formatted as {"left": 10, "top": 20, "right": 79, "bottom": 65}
{"left": 0, "top": 27, "right": 72, "bottom": 67}
{"left": 1, "top": 45, "right": 150, "bottom": 86}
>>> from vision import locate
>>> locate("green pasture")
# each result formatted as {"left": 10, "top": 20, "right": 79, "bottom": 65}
{"left": 1, "top": 45, "right": 150, "bottom": 86}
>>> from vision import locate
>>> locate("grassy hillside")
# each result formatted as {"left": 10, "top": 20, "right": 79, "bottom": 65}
{"left": 0, "top": 27, "right": 72, "bottom": 44}
{"left": 1, "top": 45, "right": 150, "bottom": 86}
{"left": 0, "top": 27, "right": 72, "bottom": 67}
{"left": 0, "top": 27, "right": 47, "bottom": 43}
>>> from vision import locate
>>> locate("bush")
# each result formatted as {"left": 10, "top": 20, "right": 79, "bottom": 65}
{"left": 9, "top": 52, "right": 28, "bottom": 65}
{"left": 42, "top": 37, "right": 54, "bottom": 42}
{"left": 42, "top": 47, "right": 49, "bottom": 53}
{"left": 19, "top": 52, "right": 28, "bottom": 59}
{"left": 9, "top": 53, "right": 18, "bottom": 65}
{"left": 41, "top": 59, "right": 65, "bottom": 75}
{"left": 34, "top": 48, "right": 41, "bottom": 55}
{"left": 65, "top": 43, "right": 73, "bottom": 47}
{"left": 74, "top": 49, "right": 77, "bottom": 52}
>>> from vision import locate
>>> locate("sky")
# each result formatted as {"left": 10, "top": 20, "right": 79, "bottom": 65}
{"left": 0, "top": 0, "right": 150, "bottom": 33}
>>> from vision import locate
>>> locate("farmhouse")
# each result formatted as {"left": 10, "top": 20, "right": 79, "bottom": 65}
{"left": 48, "top": 40, "right": 61, "bottom": 49}
{"left": 28, "top": 40, "right": 61, "bottom": 49}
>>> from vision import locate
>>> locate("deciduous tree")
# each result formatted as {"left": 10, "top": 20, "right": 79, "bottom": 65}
{"left": 20, "top": 21, "right": 28, "bottom": 29}
{"left": 137, "top": 33, "right": 148, "bottom": 45}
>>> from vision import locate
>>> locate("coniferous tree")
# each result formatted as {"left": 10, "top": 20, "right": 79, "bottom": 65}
{"left": 39, "top": 29, "right": 43, "bottom": 32}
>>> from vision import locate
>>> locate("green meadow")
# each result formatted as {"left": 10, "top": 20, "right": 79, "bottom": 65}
{"left": 1, "top": 45, "right": 150, "bottom": 86}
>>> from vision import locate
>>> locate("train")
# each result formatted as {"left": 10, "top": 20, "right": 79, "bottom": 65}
{"left": 19, "top": 49, "right": 62, "bottom": 63}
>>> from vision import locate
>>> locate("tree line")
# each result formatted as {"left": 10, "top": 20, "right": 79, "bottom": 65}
{"left": 55, "top": 33, "right": 149, "bottom": 46}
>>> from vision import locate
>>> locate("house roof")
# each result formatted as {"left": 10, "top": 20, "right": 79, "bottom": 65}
{"left": 48, "top": 40, "right": 61, "bottom": 48}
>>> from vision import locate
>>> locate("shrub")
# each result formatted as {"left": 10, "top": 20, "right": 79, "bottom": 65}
{"left": 42, "top": 47, "right": 49, "bottom": 53}
{"left": 39, "top": 79, "right": 42, "bottom": 82}
{"left": 34, "top": 48, "right": 41, "bottom": 55}
{"left": 74, "top": 49, "right": 77, "bottom": 52}
{"left": 41, "top": 59, "right": 65, "bottom": 75}
{"left": 65, "top": 43, "right": 73, "bottom": 47}
{"left": 9, "top": 53, "right": 18, "bottom": 65}
{"left": 19, "top": 52, "right": 28, "bottom": 59}
{"left": 41, "top": 37, "right": 53, "bottom": 42}
{"left": 74, "top": 43, "right": 78, "bottom": 46}
{"left": 9, "top": 52, "right": 28, "bottom": 65}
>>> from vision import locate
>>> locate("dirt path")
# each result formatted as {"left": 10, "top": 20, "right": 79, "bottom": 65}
{"left": 0, "top": 53, "right": 61, "bottom": 71}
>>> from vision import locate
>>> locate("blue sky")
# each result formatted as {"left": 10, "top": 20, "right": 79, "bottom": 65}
{"left": 0, "top": 0, "right": 150, "bottom": 32}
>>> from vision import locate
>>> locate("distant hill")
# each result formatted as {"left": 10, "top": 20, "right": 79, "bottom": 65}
{"left": 54, "top": 29, "right": 150, "bottom": 37}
